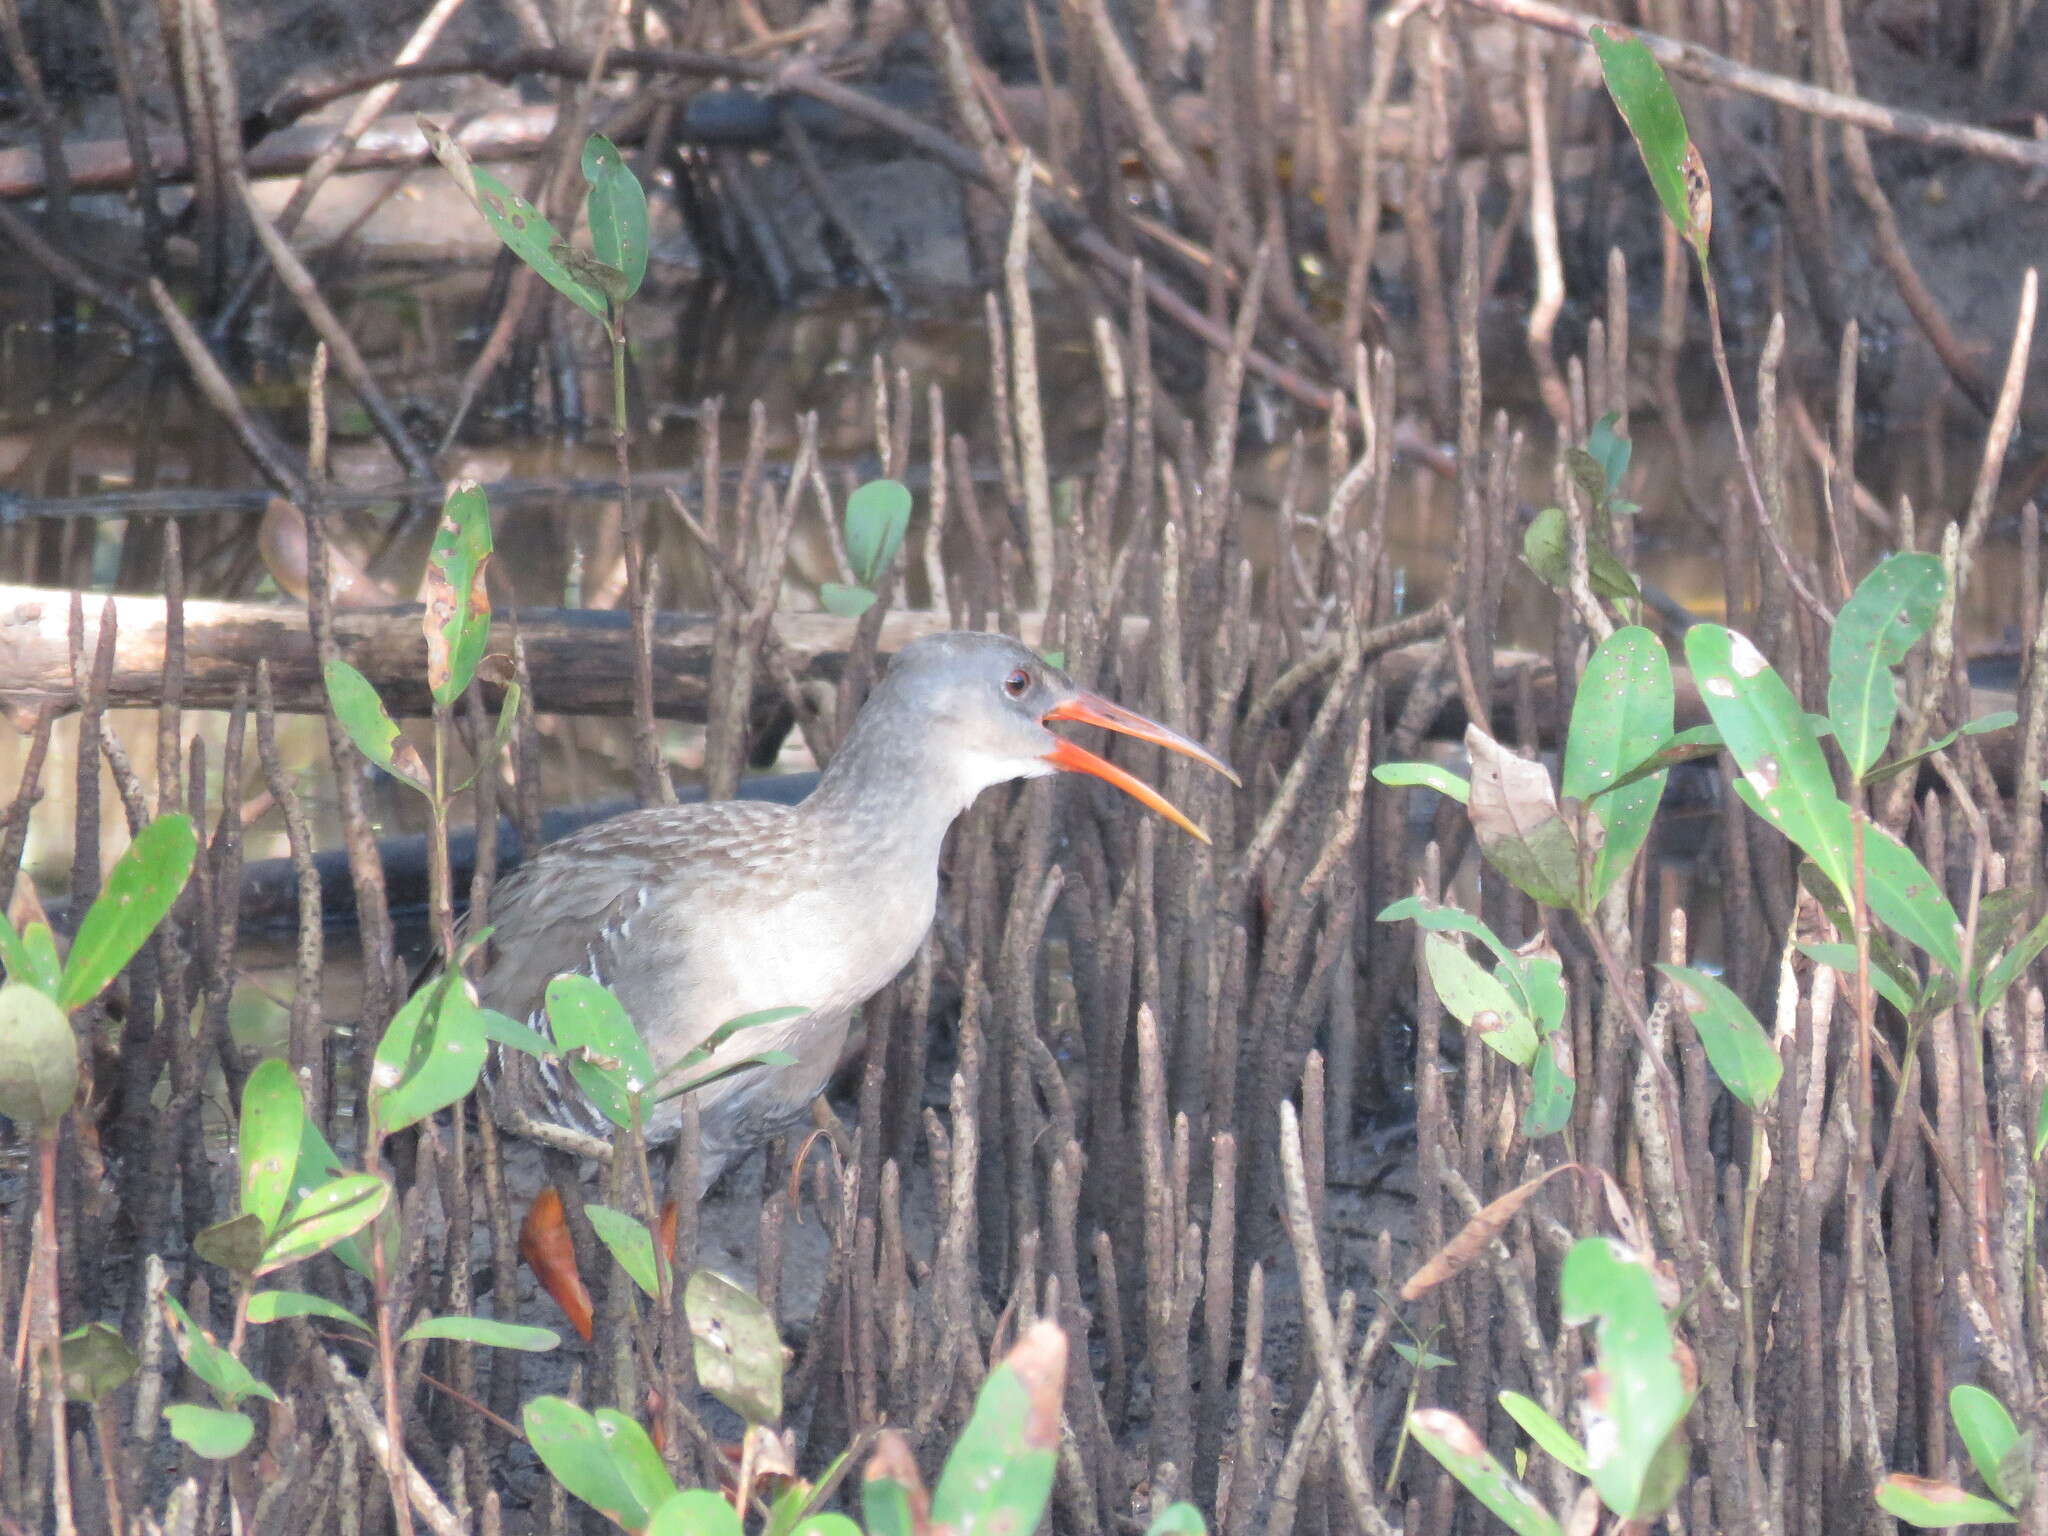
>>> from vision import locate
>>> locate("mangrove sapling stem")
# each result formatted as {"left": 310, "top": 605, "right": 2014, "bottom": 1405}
{"left": 37, "top": 1128, "right": 78, "bottom": 1536}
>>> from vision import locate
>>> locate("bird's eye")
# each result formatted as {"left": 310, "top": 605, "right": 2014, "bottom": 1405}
{"left": 1003, "top": 667, "right": 1032, "bottom": 698}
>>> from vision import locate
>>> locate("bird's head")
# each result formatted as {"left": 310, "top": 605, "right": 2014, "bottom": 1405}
{"left": 871, "top": 633, "right": 1240, "bottom": 842}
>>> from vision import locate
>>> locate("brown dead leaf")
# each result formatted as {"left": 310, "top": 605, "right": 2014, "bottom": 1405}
{"left": 1401, "top": 1163, "right": 1578, "bottom": 1299}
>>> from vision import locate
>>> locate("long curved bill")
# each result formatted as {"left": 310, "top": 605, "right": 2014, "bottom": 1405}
{"left": 1042, "top": 693, "right": 1240, "bottom": 845}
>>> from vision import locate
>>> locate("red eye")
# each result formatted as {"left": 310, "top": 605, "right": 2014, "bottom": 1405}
{"left": 1003, "top": 668, "right": 1032, "bottom": 698}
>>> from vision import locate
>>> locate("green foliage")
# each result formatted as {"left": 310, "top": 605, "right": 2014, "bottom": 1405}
{"left": 60, "top": 1322, "right": 139, "bottom": 1404}
{"left": 1827, "top": 553, "right": 1945, "bottom": 778}
{"left": 1407, "top": 1409, "right": 1564, "bottom": 1536}
{"left": 1558, "top": 1238, "right": 1693, "bottom": 1520}
{"left": 161, "top": 1295, "right": 277, "bottom": 1408}
{"left": 685, "top": 1268, "right": 785, "bottom": 1425}
{"left": 585, "top": 1203, "right": 663, "bottom": 1297}
{"left": 238, "top": 1057, "right": 305, "bottom": 1236}
{"left": 1654, "top": 964, "right": 1782, "bottom": 1107}
{"left": 0, "top": 981, "right": 78, "bottom": 1126}
{"left": 1562, "top": 626, "right": 1673, "bottom": 902}
{"left": 0, "top": 906, "right": 63, "bottom": 996}
{"left": 823, "top": 478, "right": 913, "bottom": 616}
{"left": 423, "top": 480, "right": 494, "bottom": 708}
{"left": 402, "top": 1315, "right": 559, "bottom": 1351}
{"left": 582, "top": 135, "right": 649, "bottom": 303}
{"left": 546, "top": 973, "right": 657, "bottom": 1129}
{"left": 649, "top": 1490, "right": 746, "bottom": 1536}
{"left": 1423, "top": 933, "right": 1539, "bottom": 1067}
{"left": 258, "top": 1172, "right": 392, "bottom": 1276}
{"left": 370, "top": 974, "right": 489, "bottom": 1136}
{"left": 929, "top": 1324, "right": 1063, "bottom": 1536}
{"left": 1464, "top": 725, "right": 1582, "bottom": 912}
{"left": 1497, "top": 1391, "right": 1592, "bottom": 1479}
{"left": 245, "top": 1290, "right": 370, "bottom": 1332}
{"left": 1589, "top": 27, "right": 1707, "bottom": 258}
{"left": 1371, "top": 761, "right": 1470, "bottom": 803}
{"left": 524, "top": 1395, "right": 661, "bottom": 1529}
{"left": 57, "top": 811, "right": 198, "bottom": 1010}
{"left": 424, "top": 120, "right": 608, "bottom": 323}
{"left": 163, "top": 1403, "right": 255, "bottom": 1460}
{"left": 324, "top": 656, "right": 430, "bottom": 793}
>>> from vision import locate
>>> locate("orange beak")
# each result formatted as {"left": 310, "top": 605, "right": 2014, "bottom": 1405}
{"left": 1042, "top": 693, "right": 1239, "bottom": 844}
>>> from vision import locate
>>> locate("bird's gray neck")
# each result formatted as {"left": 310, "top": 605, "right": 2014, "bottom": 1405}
{"left": 797, "top": 698, "right": 980, "bottom": 870}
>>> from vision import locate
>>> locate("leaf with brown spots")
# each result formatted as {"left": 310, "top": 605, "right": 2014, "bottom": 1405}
{"left": 1402, "top": 1164, "right": 1577, "bottom": 1299}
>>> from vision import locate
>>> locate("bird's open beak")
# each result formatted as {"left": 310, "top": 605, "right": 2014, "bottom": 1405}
{"left": 1042, "top": 693, "right": 1240, "bottom": 844}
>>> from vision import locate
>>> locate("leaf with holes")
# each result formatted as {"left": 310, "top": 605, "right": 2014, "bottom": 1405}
{"left": 685, "top": 1268, "right": 785, "bottom": 1425}
{"left": 423, "top": 118, "right": 607, "bottom": 323}
{"left": 423, "top": 481, "right": 493, "bottom": 708}
{"left": 1590, "top": 26, "right": 1705, "bottom": 256}
{"left": 58, "top": 812, "right": 197, "bottom": 1011}
{"left": 370, "top": 976, "right": 488, "bottom": 1137}
{"left": 1828, "top": 553, "right": 1944, "bottom": 779}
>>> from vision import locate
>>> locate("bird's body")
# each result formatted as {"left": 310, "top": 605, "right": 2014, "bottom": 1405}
{"left": 474, "top": 633, "right": 1234, "bottom": 1246}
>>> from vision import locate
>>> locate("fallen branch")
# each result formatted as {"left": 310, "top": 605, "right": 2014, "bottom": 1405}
{"left": 1455, "top": 0, "right": 2048, "bottom": 173}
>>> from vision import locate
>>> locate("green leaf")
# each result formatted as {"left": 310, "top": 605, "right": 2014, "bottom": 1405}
{"left": 820, "top": 582, "right": 878, "bottom": 618}
{"left": 1523, "top": 1030, "right": 1575, "bottom": 1138}
{"left": 246, "top": 1290, "right": 370, "bottom": 1332}
{"left": 1373, "top": 761, "right": 1471, "bottom": 804}
{"left": 284, "top": 1117, "right": 381, "bottom": 1280}
{"left": 523, "top": 1395, "right": 654, "bottom": 1528}
{"left": 0, "top": 909, "right": 62, "bottom": 996}
{"left": 1590, "top": 26, "right": 1707, "bottom": 256}
{"left": 1874, "top": 1474, "right": 2017, "bottom": 1526}
{"left": 1828, "top": 553, "right": 1945, "bottom": 779}
{"left": 1376, "top": 896, "right": 1534, "bottom": 1018}
{"left": 1586, "top": 724, "right": 1726, "bottom": 802}
{"left": 931, "top": 1322, "right": 1064, "bottom": 1536}
{"left": 862, "top": 1434, "right": 928, "bottom": 1536}
{"left": 684, "top": 1269, "right": 784, "bottom": 1425}
{"left": 1562, "top": 626, "right": 1673, "bottom": 900}
{"left": 478, "top": 1007, "right": 556, "bottom": 1058}
{"left": 160, "top": 1295, "right": 278, "bottom": 1407}
{"left": 1976, "top": 909, "right": 2048, "bottom": 1012}
{"left": 0, "top": 981, "right": 78, "bottom": 1126}
{"left": 1521, "top": 505, "right": 1640, "bottom": 602}
{"left": 582, "top": 135, "right": 649, "bottom": 302}
{"left": 554, "top": 243, "right": 632, "bottom": 307}
{"left": 58, "top": 813, "right": 198, "bottom": 1010}
{"left": 586, "top": 1204, "right": 662, "bottom": 1297}
{"left": 2034, "top": 1079, "right": 2048, "bottom": 1160}
{"left": 1950, "top": 1385, "right": 2024, "bottom": 1508}
{"left": 258, "top": 1173, "right": 393, "bottom": 1276}
{"left": 193, "top": 1213, "right": 269, "bottom": 1276}
{"left": 1498, "top": 1390, "right": 1592, "bottom": 1478}
{"left": 323, "top": 658, "right": 431, "bottom": 794}
{"left": 1465, "top": 725, "right": 1583, "bottom": 912}
{"left": 1424, "top": 933, "right": 1539, "bottom": 1067}
{"left": 1797, "top": 943, "right": 1917, "bottom": 1016}
{"left": 423, "top": 120, "right": 608, "bottom": 323}
{"left": 792, "top": 1518, "right": 864, "bottom": 1536}
{"left": 648, "top": 1490, "right": 746, "bottom": 1536}
{"left": 1407, "top": 1409, "right": 1565, "bottom": 1536}
{"left": 1559, "top": 1237, "right": 1693, "bottom": 1519}
{"left": 658, "top": 1007, "right": 808, "bottom": 1087}
{"left": 370, "top": 976, "right": 488, "bottom": 1136}
{"left": 1687, "top": 624, "right": 1962, "bottom": 974}
{"left": 164, "top": 1403, "right": 255, "bottom": 1459}
{"left": 61, "top": 1322, "right": 139, "bottom": 1404}
{"left": 423, "top": 481, "right": 494, "bottom": 709}
{"left": 845, "top": 478, "right": 913, "bottom": 588}
{"left": 239, "top": 1057, "right": 305, "bottom": 1237}
{"left": 658, "top": 1048, "right": 799, "bottom": 1104}
{"left": 1587, "top": 412, "right": 1631, "bottom": 490}
{"left": 1865, "top": 711, "right": 2018, "bottom": 785}
{"left": 1145, "top": 1504, "right": 1209, "bottom": 1536}
{"left": 1655, "top": 963, "right": 1782, "bottom": 1107}
{"left": 546, "top": 974, "right": 654, "bottom": 1130}
{"left": 1392, "top": 1340, "right": 1454, "bottom": 1370}
{"left": 402, "top": 1314, "right": 559, "bottom": 1351}
{"left": 594, "top": 1409, "right": 680, "bottom": 1518}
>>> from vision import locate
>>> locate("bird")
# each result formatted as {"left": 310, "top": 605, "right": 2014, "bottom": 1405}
{"left": 472, "top": 631, "right": 1237, "bottom": 1337}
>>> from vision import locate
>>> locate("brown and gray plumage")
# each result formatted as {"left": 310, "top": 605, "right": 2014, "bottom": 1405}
{"left": 478, "top": 632, "right": 1237, "bottom": 1197}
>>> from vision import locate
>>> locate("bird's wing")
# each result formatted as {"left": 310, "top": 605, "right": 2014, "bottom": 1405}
{"left": 474, "top": 801, "right": 802, "bottom": 1138}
